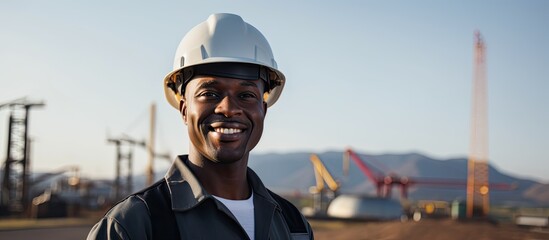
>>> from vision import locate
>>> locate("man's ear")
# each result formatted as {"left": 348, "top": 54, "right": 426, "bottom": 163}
{"left": 263, "top": 101, "right": 268, "bottom": 116}
{"left": 180, "top": 99, "right": 188, "bottom": 125}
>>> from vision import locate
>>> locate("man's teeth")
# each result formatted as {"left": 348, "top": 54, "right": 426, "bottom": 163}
{"left": 214, "top": 128, "right": 242, "bottom": 134}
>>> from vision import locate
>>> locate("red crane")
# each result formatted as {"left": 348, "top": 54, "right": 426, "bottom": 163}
{"left": 343, "top": 148, "right": 514, "bottom": 199}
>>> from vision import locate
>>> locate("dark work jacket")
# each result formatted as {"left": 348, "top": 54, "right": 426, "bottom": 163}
{"left": 87, "top": 155, "right": 314, "bottom": 240}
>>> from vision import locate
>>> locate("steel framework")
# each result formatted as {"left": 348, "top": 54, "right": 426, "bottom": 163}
{"left": 466, "top": 31, "right": 490, "bottom": 217}
{"left": 107, "top": 137, "right": 145, "bottom": 200}
{"left": 0, "top": 99, "right": 44, "bottom": 216}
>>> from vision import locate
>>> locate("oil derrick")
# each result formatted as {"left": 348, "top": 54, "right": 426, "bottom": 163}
{"left": 107, "top": 137, "right": 145, "bottom": 200}
{"left": 466, "top": 31, "right": 489, "bottom": 218}
{"left": 0, "top": 98, "right": 44, "bottom": 216}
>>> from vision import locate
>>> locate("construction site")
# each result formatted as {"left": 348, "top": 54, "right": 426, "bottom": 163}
{"left": 1, "top": 12, "right": 549, "bottom": 240}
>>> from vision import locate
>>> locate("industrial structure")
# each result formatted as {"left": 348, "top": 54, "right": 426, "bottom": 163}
{"left": 466, "top": 31, "right": 490, "bottom": 217}
{"left": 0, "top": 98, "right": 44, "bottom": 216}
{"left": 308, "top": 154, "right": 340, "bottom": 215}
{"left": 344, "top": 148, "right": 511, "bottom": 201}
{"left": 107, "top": 136, "right": 145, "bottom": 200}
{"left": 326, "top": 194, "right": 403, "bottom": 220}
{"left": 146, "top": 103, "right": 156, "bottom": 186}
{"left": 343, "top": 148, "right": 465, "bottom": 199}
{"left": 344, "top": 148, "right": 411, "bottom": 198}
{"left": 107, "top": 103, "right": 169, "bottom": 200}
{"left": 0, "top": 98, "right": 170, "bottom": 217}
{"left": 306, "top": 153, "right": 404, "bottom": 220}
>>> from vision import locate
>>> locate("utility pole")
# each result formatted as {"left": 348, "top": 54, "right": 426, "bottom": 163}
{"left": 145, "top": 102, "right": 172, "bottom": 186}
{"left": 147, "top": 103, "right": 156, "bottom": 186}
{"left": 107, "top": 137, "right": 145, "bottom": 200}
{"left": 466, "top": 31, "right": 490, "bottom": 218}
{"left": 0, "top": 98, "right": 44, "bottom": 216}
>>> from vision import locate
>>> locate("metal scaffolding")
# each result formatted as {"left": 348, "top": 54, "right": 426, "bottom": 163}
{"left": 0, "top": 98, "right": 44, "bottom": 216}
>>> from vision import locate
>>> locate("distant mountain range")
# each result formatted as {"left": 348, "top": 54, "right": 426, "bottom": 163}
{"left": 84, "top": 151, "right": 549, "bottom": 207}
{"left": 246, "top": 151, "right": 549, "bottom": 207}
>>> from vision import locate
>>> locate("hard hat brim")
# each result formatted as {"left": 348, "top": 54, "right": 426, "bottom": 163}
{"left": 163, "top": 59, "right": 285, "bottom": 110}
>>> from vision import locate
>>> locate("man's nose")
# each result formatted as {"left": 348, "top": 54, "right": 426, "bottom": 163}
{"left": 215, "top": 96, "right": 243, "bottom": 117}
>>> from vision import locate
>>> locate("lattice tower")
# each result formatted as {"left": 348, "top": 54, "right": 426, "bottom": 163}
{"left": 466, "top": 31, "right": 489, "bottom": 217}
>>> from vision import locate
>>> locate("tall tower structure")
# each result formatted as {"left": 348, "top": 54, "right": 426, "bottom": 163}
{"left": 0, "top": 98, "right": 44, "bottom": 216}
{"left": 466, "top": 31, "right": 489, "bottom": 217}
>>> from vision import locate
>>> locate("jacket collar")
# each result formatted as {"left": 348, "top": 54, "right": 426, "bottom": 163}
{"left": 164, "top": 155, "right": 279, "bottom": 211}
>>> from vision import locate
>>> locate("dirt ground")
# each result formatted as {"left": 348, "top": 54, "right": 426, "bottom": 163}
{"left": 310, "top": 219, "right": 548, "bottom": 240}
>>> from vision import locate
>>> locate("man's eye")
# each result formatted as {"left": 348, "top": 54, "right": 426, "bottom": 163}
{"left": 198, "top": 91, "right": 219, "bottom": 98}
{"left": 240, "top": 92, "right": 258, "bottom": 99}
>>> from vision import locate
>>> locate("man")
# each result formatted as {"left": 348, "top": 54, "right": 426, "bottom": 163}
{"left": 87, "top": 13, "right": 314, "bottom": 240}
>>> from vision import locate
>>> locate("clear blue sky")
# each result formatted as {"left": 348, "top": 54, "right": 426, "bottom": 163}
{"left": 1, "top": 1, "right": 548, "bottom": 182}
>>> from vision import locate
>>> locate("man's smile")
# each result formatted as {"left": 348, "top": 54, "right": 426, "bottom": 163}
{"left": 214, "top": 128, "right": 243, "bottom": 134}
{"left": 208, "top": 121, "right": 248, "bottom": 141}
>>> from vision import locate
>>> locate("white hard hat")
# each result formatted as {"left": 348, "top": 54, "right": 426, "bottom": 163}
{"left": 163, "top": 13, "right": 285, "bottom": 109}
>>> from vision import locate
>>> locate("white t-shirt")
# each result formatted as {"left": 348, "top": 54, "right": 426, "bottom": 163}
{"left": 213, "top": 192, "right": 255, "bottom": 240}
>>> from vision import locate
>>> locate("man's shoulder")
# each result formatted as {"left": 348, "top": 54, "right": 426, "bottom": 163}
{"left": 105, "top": 195, "right": 150, "bottom": 219}
{"left": 87, "top": 196, "right": 152, "bottom": 240}
{"left": 105, "top": 180, "right": 169, "bottom": 221}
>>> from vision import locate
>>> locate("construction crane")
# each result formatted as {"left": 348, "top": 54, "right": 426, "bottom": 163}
{"left": 308, "top": 154, "right": 339, "bottom": 215}
{"left": 343, "top": 148, "right": 408, "bottom": 198}
{"left": 343, "top": 148, "right": 514, "bottom": 200}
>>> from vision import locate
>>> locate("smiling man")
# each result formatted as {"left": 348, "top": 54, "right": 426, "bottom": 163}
{"left": 87, "top": 13, "right": 314, "bottom": 240}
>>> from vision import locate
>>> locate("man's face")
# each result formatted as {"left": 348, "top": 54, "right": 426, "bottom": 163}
{"left": 181, "top": 76, "right": 267, "bottom": 164}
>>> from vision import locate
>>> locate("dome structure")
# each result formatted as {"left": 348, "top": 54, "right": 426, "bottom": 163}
{"left": 327, "top": 194, "right": 403, "bottom": 220}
